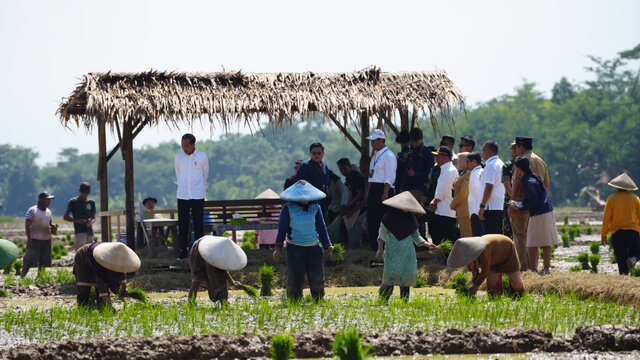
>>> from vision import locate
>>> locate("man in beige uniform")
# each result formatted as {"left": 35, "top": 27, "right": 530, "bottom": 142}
{"left": 509, "top": 136, "right": 549, "bottom": 271}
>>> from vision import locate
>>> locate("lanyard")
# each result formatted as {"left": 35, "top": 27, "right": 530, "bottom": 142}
{"left": 372, "top": 148, "right": 389, "bottom": 169}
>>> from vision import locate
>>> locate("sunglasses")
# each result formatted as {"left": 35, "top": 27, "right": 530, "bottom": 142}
{"left": 459, "top": 143, "right": 470, "bottom": 148}
{"left": 311, "top": 151, "right": 323, "bottom": 155}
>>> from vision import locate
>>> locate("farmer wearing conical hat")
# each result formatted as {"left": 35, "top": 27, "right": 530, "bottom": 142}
{"left": 273, "top": 180, "right": 333, "bottom": 301}
{"left": 600, "top": 172, "right": 640, "bottom": 275}
{"left": 73, "top": 242, "right": 141, "bottom": 307}
{"left": 188, "top": 235, "right": 244, "bottom": 303}
{"left": 376, "top": 191, "right": 436, "bottom": 301}
{"left": 447, "top": 234, "right": 524, "bottom": 296}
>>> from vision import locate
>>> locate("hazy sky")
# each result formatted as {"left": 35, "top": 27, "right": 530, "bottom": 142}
{"left": 1, "top": 0, "right": 638, "bottom": 165}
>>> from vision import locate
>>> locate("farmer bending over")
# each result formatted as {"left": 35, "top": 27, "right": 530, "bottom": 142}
{"left": 188, "top": 235, "right": 245, "bottom": 303}
{"left": 73, "top": 242, "right": 141, "bottom": 307}
{"left": 447, "top": 234, "right": 525, "bottom": 296}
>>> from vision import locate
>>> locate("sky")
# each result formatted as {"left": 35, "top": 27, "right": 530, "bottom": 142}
{"left": 0, "top": 0, "right": 638, "bottom": 166}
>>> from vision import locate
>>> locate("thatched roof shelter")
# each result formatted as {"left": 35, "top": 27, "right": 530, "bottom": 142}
{"left": 58, "top": 67, "right": 465, "bottom": 248}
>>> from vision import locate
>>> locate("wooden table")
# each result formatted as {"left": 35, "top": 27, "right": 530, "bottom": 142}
{"left": 140, "top": 218, "right": 179, "bottom": 257}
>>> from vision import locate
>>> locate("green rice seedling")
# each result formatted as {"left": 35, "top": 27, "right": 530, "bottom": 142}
{"left": 53, "top": 268, "right": 75, "bottom": 285}
{"left": 223, "top": 231, "right": 232, "bottom": 237}
{"left": 241, "top": 240, "right": 256, "bottom": 251}
{"left": 260, "top": 264, "right": 277, "bottom": 296}
{"left": 501, "top": 275, "right": 514, "bottom": 295}
{"left": 589, "top": 254, "right": 600, "bottom": 273}
{"left": 3, "top": 274, "right": 16, "bottom": 286}
{"left": 243, "top": 231, "right": 256, "bottom": 242}
{"left": 270, "top": 334, "right": 295, "bottom": 360}
{"left": 331, "top": 243, "right": 345, "bottom": 263}
{"left": 561, "top": 233, "right": 571, "bottom": 248}
{"left": 570, "top": 225, "right": 581, "bottom": 238}
{"left": 415, "top": 277, "right": 428, "bottom": 288}
{"left": 447, "top": 272, "right": 471, "bottom": 296}
{"left": 569, "top": 264, "right": 583, "bottom": 272}
{"left": 585, "top": 226, "right": 593, "bottom": 235}
{"left": 437, "top": 240, "right": 453, "bottom": 258}
{"left": 577, "top": 252, "right": 590, "bottom": 270}
{"left": 240, "top": 284, "right": 259, "bottom": 298}
{"left": 590, "top": 242, "right": 600, "bottom": 255}
{"left": 0, "top": 289, "right": 8, "bottom": 297}
{"left": 630, "top": 268, "right": 640, "bottom": 277}
{"left": 609, "top": 251, "right": 617, "bottom": 264}
{"left": 579, "top": 220, "right": 586, "bottom": 225}
{"left": 563, "top": 216, "right": 569, "bottom": 225}
{"left": 332, "top": 328, "right": 372, "bottom": 360}
{"left": 118, "top": 286, "right": 148, "bottom": 303}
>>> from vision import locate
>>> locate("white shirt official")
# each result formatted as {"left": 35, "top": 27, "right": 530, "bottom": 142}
{"left": 368, "top": 146, "right": 397, "bottom": 187}
{"left": 434, "top": 161, "right": 458, "bottom": 218}
{"left": 482, "top": 155, "right": 506, "bottom": 211}
{"left": 175, "top": 149, "right": 209, "bottom": 200}
{"left": 468, "top": 165, "right": 484, "bottom": 216}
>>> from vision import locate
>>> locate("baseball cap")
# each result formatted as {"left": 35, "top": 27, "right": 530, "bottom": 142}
{"left": 431, "top": 146, "right": 453, "bottom": 157}
{"left": 38, "top": 192, "right": 55, "bottom": 200}
{"left": 366, "top": 129, "right": 386, "bottom": 141}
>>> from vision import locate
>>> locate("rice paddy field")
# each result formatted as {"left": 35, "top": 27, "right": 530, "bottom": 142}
{"left": 2, "top": 210, "right": 640, "bottom": 359}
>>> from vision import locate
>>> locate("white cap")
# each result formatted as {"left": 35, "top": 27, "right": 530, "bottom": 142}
{"left": 366, "top": 129, "right": 386, "bottom": 140}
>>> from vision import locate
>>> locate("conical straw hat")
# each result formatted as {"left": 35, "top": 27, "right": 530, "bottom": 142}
{"left": 382, "top": 191, "right": 426, "bottom": 214}
{"left": 197, "top": 235, "right": 247, "bottom": 271}
{"left": 279, "top": 181, "right": 326, "bottom": 202}
{"left": 446, "top": 237, "right": 487, "bottom": 268}
{"left": 608, "top": 172, "right": 638, "bottom": 191}
{"left": 0, "top": 239, "right": 19, "bottom": 269}
{"left": 93, "top": 242, "right": 141, "bottom": 273}
{"left": 255, "top": 188, "right": 280, "bottom": 199}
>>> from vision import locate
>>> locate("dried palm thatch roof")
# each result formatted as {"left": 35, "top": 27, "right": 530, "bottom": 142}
{"left": 58, "top": 67, "right": 465, "bottom": 130}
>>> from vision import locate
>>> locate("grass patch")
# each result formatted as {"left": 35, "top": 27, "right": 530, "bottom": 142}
{"left": 270, "top": 334, "right": 295, "bottom": 360}
{"left": 1, "top": 292, "right": 638, "bottom": 343}
{"left": 332, "top": 328, "right": 372, "bottom": 360}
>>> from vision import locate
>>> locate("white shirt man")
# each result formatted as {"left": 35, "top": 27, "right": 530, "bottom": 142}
{"left": 478, "top": 141, "right": 506, "bottom": 235}
{"left": 175, "top": 150, "right": 209, "bottom": 200}
{"left": 467, "top": 163, "right": 484, "bottom": 218}
{"left": 427, "top": 146, "right": 459, "bottom": 245}
{"left": 433, "top": 161, "right": 458, "bottom": 218}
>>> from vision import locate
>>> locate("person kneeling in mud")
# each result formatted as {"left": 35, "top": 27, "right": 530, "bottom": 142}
{"left": 188, "top": 235, "right": 246, "bottom": 303}
{"left": 447, "top": 234, "right": 525, "bottom": 296}
{"left": 73, "top": 242, "right": 141, "bottom": 307}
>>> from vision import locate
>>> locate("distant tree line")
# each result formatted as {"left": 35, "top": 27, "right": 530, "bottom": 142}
{"left": 0, "top": 46, "right": 637, "bottom": 216}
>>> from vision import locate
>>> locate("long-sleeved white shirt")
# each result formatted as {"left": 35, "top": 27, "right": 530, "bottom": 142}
{"left": 468, "top": 165, "right": 484, "bottom": 216}
{"left": 368, "top": 146, "right": 397, "bottom": 187}
{"left": 434, "top": 161, "right": 458, "bottom": 218}
{"left": 175, "top": 149, "right": 209, "bottom": 200}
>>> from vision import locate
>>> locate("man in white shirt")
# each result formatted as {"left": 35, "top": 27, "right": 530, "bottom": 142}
{"left": 478, "top": 140, "right": 506, "bottom": 235}
{"left": 175, "top": 133, "right": 209, "bottom": 259}
{"left": 22, "top": 192, "right": 56, "bottom": 277}
{"left": 366, "top": 129, "right": 397, "bottom": 251}
{"left": 466, "top": 152, "right": 485, "bottom": 236}
{"left": 427, "top": 146, "right": 458, "bottom": 245}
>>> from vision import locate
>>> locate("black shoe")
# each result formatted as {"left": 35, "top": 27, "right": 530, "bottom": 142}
{"left": 176, "top": 249, "right": 188, "bottom": 260}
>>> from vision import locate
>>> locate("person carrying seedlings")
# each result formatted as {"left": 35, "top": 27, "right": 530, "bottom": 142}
{"left": 273, "top": 180, "right": 333, "bottom": 301}
{"left": 600, "top": 172, "right": 640, "bottom": 275}
{"left": 73, "top": 242, "right": 141, "bottom": 307}
{"left": 508, "top": 157, "right": 558, "bottom": 274}
{"left": 375, "top": 191, "right": 436, "bottom": 301}
{"left": 188, "top": 235, "right": 245, "bottom": 303}
{"left": 22, "top": 192, "right": 56, "bottom": 277}
{"left": 447, "top": 234, "right": 524, "bottom": 296}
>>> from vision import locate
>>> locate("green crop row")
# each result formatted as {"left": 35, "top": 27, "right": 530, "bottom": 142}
{"left": 2, "top": 292, "right": 638, "bottom": 343}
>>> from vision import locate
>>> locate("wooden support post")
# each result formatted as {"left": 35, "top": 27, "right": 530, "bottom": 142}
{"left": 359, "top": 110, "right": 370, "bottom": 158}
{"left": 122, "top": 120, "right": 136, "bottom": 249}
{"left": 399, "top": 107, "right": 409, "bottom": 132}
{"left": 327, "top": 114, "right": 361, "bottom": 152}
{"left": 97, "top": 119, "right": 110, "bottom": 242}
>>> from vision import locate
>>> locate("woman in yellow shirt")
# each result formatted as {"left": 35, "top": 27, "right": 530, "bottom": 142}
{"left": 600, "top": 173, "right": 640, "bottom": 275}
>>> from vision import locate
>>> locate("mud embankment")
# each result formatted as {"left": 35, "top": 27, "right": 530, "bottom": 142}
{"left": 4, "top": 325, "right": 640, "bottom": 360}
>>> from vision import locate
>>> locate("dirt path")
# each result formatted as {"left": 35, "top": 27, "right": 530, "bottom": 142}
{"left": 4, "top": 326, "right": 640, "bottom": 359}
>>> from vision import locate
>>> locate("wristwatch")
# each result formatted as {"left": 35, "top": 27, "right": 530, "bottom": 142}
{"left": 479, "top": 204, "right": 486, "bottom": 208}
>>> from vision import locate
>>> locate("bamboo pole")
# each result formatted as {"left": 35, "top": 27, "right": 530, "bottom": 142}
{"left": 97, "top": 119, "right": 109, "bottom": 243}
{"left": 359, "top": 110, "right": 370, "bottom": 159}
{"left": 122, "top": 120, "right": 136, "bottom": 249}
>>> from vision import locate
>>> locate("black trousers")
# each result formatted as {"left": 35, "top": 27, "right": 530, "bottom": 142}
{"left": 367, "top": 183, "right": 394, "bottom": 251}
{"left": 483, "top": 210, "right": 504, "bottom": 235}
{"left": 430, "top": 214, "right": 457, "bottom": 245}
{"left": 611, "top": 229, "right": 640, "bottom": 275}
{"left": 178, "top": 198, "right": 204, "bottom": 253}
{"left": 470, "top": 214, "right": 485, "bottom": 236}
